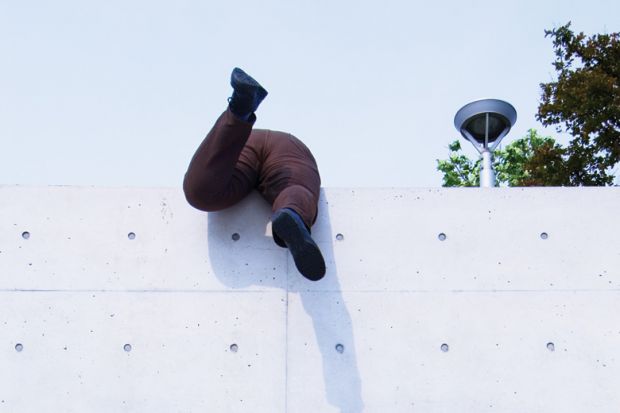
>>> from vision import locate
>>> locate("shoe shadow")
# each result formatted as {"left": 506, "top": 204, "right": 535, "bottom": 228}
{"left": 206, "top": 190, "right": 364, "bottom": 412}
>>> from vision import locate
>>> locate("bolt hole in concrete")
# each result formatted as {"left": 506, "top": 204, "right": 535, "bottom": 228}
{"left": 230, "top": 344, "right": 238, "bottom": 352}
{"left": 438, "top": 233, "right": 447, "bottom": 241}
{"left": 123, "top": 344, "right": 132, "bottom": 352}
{"left": 547, "top": 342, "right": 555, "bottom": 351}
{"left": 335, "top": 344, "right": 345, "bottom": 353}
{"left": 15, "top": 343, "right": 23, "bottom": 352}
{"left": 127, "top": 232, "right": 136, "bottom": 240}
{"left": 231, "top": 233, "right": 240, "bottom": 241}
{"left": 336, "top": 233, "right": 344, "bottom": 241}
{"left": 441, "top": 343, "right": 449, "bottom": 352}
{"left": 21, "top": 231, "right": 30, "bottom": 240}
{"left": 540, "top": 232, "right": 549, "bottom": 240}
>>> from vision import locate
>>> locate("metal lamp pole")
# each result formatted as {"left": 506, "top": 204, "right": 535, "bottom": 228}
{"left": 454, "top": 100, "right": 517, "bottom": 188}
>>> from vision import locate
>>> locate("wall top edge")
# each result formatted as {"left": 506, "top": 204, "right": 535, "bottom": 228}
{"left": 0, "top": 185, "right": 618, "bottom": 192}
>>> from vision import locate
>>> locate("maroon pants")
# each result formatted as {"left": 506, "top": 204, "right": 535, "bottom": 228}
{"left": 183, "top": 109, "right": 321, "bottom": 229}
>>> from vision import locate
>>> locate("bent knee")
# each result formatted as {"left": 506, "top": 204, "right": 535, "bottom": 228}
{"left": 183, "top": 180, "right": 221, "bottom": 212}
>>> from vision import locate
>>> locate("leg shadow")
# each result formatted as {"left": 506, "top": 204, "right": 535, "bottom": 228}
{"left": 289, "top": 190, "right": 365, "bottom": 412}
{"left": 207, "top": 191, "right": 287, "bottom": 290}
{"left": 206, "top": 190, "right": 364, "bottom": 411}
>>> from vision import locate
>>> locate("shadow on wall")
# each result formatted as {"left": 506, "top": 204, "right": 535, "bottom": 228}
{"left": 207, "top": 190, "right": 364, "bottom": 412}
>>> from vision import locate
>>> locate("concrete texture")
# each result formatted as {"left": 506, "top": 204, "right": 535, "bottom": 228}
{"left": 1, "top": 186, "right": 619, "bottom": 412}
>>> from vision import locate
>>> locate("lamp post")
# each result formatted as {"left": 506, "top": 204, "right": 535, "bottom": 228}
{"left": 454, "top": 99, "right": 517, "bottom": 187}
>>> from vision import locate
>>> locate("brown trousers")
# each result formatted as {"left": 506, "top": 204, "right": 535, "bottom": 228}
{"left": 183, "top": 109, "right": 321, "bottom": 228}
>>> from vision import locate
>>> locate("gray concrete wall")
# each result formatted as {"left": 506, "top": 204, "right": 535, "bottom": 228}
{"left": 1, "top": 186, "right": 619, "bottom": 412}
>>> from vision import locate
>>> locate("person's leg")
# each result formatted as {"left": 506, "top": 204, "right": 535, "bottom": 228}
{"left": 258, "top": 132, "right": 321, "bottom": 226}
{"left": 256, "top": 131, "right": 325, "bottom": 280}
{"left": 183, "top": 68, "right": 268, "bottom": 211}
{"left": 183, "top": 110, "right": 259, "bottom": 211}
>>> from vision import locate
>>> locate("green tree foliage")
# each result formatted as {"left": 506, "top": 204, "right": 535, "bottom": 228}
{"left": 537, "top": 22, "right": 620, "bottom": 185}
{"left": 436, "top": 129, "right": 565, "bottom": 187}
{"left": 436, "top": 140, "right": 480, "bottom": 187}
{"left": 437, "top": 23, "right": 619, "bottom": 187}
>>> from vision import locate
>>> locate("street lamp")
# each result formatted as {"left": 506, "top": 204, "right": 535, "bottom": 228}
{"left": 454, "top": 99, "right": 517, "bottom": 187}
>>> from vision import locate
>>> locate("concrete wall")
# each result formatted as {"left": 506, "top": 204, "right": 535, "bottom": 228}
{"left": 1, "top": 186, "right": 619, "bottom": 412}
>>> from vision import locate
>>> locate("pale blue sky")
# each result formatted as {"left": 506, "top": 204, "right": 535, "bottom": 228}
{"left": 1, "top": 0, "right": 618, "bottom": 187}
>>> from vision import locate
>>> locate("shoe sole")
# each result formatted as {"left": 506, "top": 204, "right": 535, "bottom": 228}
{"left": 231, "top": 69, "right": 268, "bottom": 99}
{"left": 272, "top": 212, "right": 325, "bottom": 281}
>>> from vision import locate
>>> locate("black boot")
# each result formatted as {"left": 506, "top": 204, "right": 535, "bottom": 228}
{"left": 228, "top": 67, "right": 268, "bottom": 120}
{"left": 272, "top": 208, "right": 326, "bottom": 281}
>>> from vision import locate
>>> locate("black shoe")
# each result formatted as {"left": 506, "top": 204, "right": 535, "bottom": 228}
{"left": 228, "top": 67, "right": 268, "bottom": 120}
{"left": 272, "top": 209, "right": 325, "bottom": 281}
